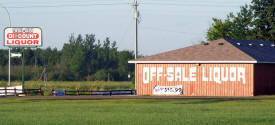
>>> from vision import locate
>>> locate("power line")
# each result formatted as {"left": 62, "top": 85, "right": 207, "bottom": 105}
{"left": 142, "top": 27, "right": 202, "bottom": 35}
{"left": 3, "top": 1, "right": 244, "bottom": 9}
{"left": 2, "top": 0, "right": 130, "bottom": 4}
{"left": 6, "top": 3, "right": 131, "bottom": 8}
{"left": 139, "top": 3, "right": 242, "bottom": 7}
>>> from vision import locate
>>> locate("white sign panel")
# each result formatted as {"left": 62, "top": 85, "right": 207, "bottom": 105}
{"left": 153, "top": 85, "right": 183, "bottom": 95}
{"left": 4, "top": 27, "right": 42, "bottom": 47}
{"left": 11, "top": 53, "right": 22, "bottom": 57}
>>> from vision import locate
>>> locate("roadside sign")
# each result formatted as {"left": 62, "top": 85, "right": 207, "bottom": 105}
{"left": 4, "top": 27, "right": 42, "bottom": 48}
{"left": 11, "top": 53, "right": 22, "bottom": 57}
{"left": 4, "top": 27, "right": 42, "bottom": 92}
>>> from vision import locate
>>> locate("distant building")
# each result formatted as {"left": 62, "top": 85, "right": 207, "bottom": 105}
{"left": 129, "top": 39, "right": 275, "bottom": 96}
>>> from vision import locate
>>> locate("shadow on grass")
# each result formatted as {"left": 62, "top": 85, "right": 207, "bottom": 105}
{"left": 172, "top": 98, "right": 263, "bottom": 105}
{"left": 0, "top": 97, "right": 59, "bottom": 104}
{"left": 0, "top": 96, "right": 272, "bottom": 105}
{"left": 173, "top": 99, "right": 231, "bottom": 104}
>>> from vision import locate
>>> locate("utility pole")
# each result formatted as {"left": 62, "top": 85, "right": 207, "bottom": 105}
{"left": 133, "top": 0, "right": 138, "bottom": 59}
{"left": 0, "top": 4, "right": 12, "bottom": 86}
{"left": 133, "top": 0, "right": 139, "bottom": 90}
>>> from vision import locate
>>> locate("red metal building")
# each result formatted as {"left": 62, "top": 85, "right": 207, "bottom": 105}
{"left": 129, "top": 39, "right": 275, "bottom": 96}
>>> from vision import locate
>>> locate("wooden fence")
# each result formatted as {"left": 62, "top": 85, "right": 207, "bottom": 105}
{"left": 0, "top": 88, "right": 136, "bottom": 96}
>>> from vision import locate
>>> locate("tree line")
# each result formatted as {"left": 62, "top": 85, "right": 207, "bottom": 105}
{"left": 0, "top": 34, "right": 135, "bottom": 81}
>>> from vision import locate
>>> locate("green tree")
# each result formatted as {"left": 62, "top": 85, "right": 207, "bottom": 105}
{"left": 59, "top": 36, "right": 75, "bottom": 80}
{"left": 94, "top": 69, "right": 107, "bottom": 81}
{"left": 70, "top": 46, "right": 85, "bottom": 80}
{"left": 24, "top": 48, "right": 35, "bottom": 65}
{"left": 251, "top": 0, "right": 275, "bottom": 41}
{"left": 117, "top": 51, "right": 134, "bottom": 81}
{"left": 0, "top": 50, "right": 7, "bottom": 66}
{"left": 207, "top": 18, "right": 232, "bottom": 41}
{"left": 207, "top": 0, "right": 274, "bottom": 41}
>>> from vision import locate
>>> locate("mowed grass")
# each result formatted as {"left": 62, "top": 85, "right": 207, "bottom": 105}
{"left": 0, "top": 98, "right": 275, "bottom": 125}
{"left": 0, "top": 81, "right": 134, "bottom": 90}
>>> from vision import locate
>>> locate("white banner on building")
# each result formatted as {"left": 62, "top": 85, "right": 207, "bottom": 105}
{"left": 153, "top": 85, "right": 182, "bottom": 95}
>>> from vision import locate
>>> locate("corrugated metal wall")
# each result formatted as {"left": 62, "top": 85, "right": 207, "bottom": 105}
{"left": 136, "top": 64, "right": 254, "bottom": 96}
{"left": 254, "top": 64, "right": 275, "bottom": 95}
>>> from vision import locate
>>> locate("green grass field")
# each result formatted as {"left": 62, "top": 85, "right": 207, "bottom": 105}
{"left": 0, "top": 98, "right": 275, "bottom": 125}
{"left": 0, "top": 81, "right": 134, "bottom": 90}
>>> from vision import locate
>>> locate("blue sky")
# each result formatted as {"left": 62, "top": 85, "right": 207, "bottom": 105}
{"left": 0, "top": 0, "right": 251, "bottom": 55}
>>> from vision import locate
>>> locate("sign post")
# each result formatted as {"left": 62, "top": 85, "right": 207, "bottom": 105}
{"left": 21, "top": 49, "right": 24, "bottom": 90}
{"left": 4, "top": 27, "right": 42, "bottom": 93}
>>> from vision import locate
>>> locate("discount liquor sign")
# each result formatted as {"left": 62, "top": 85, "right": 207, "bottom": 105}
{"left": 4, "top": 27, "right": 42, "bottom": 47}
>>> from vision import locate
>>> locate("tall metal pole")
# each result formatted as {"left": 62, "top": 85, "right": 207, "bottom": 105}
{"left": 133, "top": 0, "right": 138, "bottom": 90}
{"left": 0, "top": 4, "right": 12, "bottom": 86}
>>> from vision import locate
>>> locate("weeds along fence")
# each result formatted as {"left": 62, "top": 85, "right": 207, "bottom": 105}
{"left": 0, "top": 88, "right": 136, "bottom": 96}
